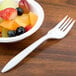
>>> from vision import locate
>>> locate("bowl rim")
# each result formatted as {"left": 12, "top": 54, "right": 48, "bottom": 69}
{"left": 0, "top": 0, "right": 44, "bottom": 43}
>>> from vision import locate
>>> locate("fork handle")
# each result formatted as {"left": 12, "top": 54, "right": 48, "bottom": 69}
{"left": 2, "top": 34, "right": 48, "bottom": 73}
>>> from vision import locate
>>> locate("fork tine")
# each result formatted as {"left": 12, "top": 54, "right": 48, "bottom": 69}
{"left": 55, "top": 15, "right": 68, "bottom": 28}
{"left": 62, "top": 18, "right": 73, "bottom": 31}
{"left": 64, "top": 20, "right": 75, "bottom": 34}
{"left": 59, "top": 17, "right": 71, "bottom": 30}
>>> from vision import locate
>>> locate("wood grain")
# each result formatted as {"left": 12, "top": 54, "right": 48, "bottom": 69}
{"left": 0, "top": 0, "right": 76, "bottom": 76}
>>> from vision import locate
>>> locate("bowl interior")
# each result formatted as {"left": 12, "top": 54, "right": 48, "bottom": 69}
{"left": 0, "top": 0, "right": 44, "bottom": 43}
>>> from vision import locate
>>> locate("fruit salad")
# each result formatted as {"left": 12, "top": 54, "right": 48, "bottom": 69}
{"left": 0, "top": 0, "right": 38, "bottom": 37}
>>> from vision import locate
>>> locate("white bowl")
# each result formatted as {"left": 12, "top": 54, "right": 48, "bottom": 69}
{"left": 0, "top": 0, "right": 44, "bottom": 43}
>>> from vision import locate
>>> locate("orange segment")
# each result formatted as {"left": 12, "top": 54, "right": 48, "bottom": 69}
{"left": 15, "top": 14, "right": 30, "bottom": 27}
{"left": 29, "top": 12, "right": 38, "bottom": 26}
{"left": 0, "top": 20, "right": 19, "bottom": 30}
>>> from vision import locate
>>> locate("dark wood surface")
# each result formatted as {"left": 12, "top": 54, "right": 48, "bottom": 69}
{"left": 0, "top": 0, "right": 76, "bottom": 76}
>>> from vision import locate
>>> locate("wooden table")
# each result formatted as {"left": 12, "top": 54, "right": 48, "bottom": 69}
{"left": 0, "top": 0, "right": 76, "bottom": 76}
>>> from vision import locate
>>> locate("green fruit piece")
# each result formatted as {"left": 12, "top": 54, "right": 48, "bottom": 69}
{"left": 0, "top": 18, "right": 3, "bottom": 23}
{"left": 0, "top": 0, "right": 18, "bottom": 11}
{"left": 2, "top": 28, "right": 8, "bottom": 37}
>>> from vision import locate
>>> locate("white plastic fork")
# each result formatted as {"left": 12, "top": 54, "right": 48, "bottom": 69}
{"left": 1, "top": 15, "right": 76, "bottom": 73}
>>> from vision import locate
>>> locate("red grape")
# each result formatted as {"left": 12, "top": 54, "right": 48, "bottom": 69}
{"left": 25, "top": 25, "right": 32, "bottom": 32}
{"left": 19, "top": 0, "right": 30, "bottom": 14}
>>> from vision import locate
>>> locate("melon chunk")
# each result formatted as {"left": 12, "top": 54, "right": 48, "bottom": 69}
{"left": 0, "top": 20, "right": 19, "bottom": 30}
{"left": 0, "top": 0, "right": 18, "bottom": 11}
{"left": 29, "top": 12, "right": 38, "bottom": 26}
{"left": 15, "top": 14, "right": 30, "bottom": 27}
